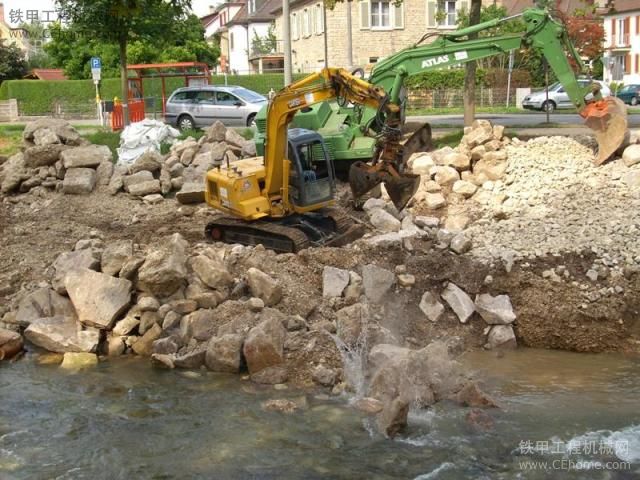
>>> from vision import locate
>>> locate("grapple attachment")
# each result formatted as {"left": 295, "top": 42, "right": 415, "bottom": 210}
{"left": 581, "top": 97, "right": 628, "bottom": 165}
{"left": 349, "top": 161, "right": 420, "bottom": 211}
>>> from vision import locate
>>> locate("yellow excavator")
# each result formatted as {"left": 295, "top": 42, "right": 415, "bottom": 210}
{"left": 204, "top": 68, "right": 416, "bottom": 252}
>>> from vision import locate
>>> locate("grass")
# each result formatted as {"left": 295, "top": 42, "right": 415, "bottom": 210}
{"left": 0, "top": 125, "right": 24, "bottom": 156}
{"left": 82, "top": 129, "right": 121, "bottom": 158}
{"left": 408, "top": 106, "right": 640, "bottom": 116}
{"left": 432, "top": 129, "right": 464, "bottom": 148}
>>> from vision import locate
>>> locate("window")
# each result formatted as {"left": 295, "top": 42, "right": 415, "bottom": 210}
{"left": 170, "top": 91, "right": 197, "bottom": 103}
{"left": 360, "top": 1, "right": 403, "bottom": 30}
{"left": 315, "top": 4, "right": 324, "bottom": 34}
{"left": 248, "top": 0, "right": 256, "bottom": 14}
{"left": 215, "top": 91, "right": 240, "bottom": 106}
{"left": 371, "top": 1, "right": 390, "bottom": 28}
{"left": 617, "top": 19, "right": 625, "bottom": 45}
{"left": 195, "top": 91, "right": 216, "bottom": 104}
{"left": 302, "top": 8, "right": 311, "bottom": 37}
{"left": 230, "top": 32, "right": 234, "bottom": 50}
{"left": 427, "top": 1, "right": 467, "bottom": 28}
{"left": 291, "top": 13, "right": 299, "bottom": 40}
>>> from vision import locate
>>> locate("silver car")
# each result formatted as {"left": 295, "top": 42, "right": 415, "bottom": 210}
{"left": 522, "top": 80, "right": 611, "bottom": 112}
{"left": 165, "top": 85, "right": 267, "bottom": 131}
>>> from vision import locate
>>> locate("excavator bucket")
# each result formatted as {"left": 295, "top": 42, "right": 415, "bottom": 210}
{"left": 349, "top": 161, "right": 420, "bottom": 211}
{"left": 582, "top": 97, "right": 628, "bottom": 165}
{"left": 401, "top": 123, "right": 433, "bottom": 164}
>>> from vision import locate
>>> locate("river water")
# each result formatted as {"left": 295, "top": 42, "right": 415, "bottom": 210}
{"left": 1, "top": 349, "right": 639, "bottom": 479}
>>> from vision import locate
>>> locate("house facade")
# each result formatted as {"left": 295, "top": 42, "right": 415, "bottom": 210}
{"left": 271, "top": 0, "right": 545, "bottom": 74}
{"left": 201, "top": 0, "right": 284, "bottom": 75}
{"left": 602, "top": 0, "right": 640, "bottom": 84}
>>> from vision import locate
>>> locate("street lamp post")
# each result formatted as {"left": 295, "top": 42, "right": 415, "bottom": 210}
{"left": 283, "top": 0, "right": 293, "bottom": 85}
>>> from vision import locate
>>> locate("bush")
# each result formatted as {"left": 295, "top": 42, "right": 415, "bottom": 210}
{"left": 404, "top": 69, "right": 487, "bottom": 90}
{"left": 0, "top": 73, "right": 308, "bottom": 116}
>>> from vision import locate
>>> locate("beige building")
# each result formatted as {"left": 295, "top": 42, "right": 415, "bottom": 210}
{"left": 272, "top": 0, "right": 524, "bottom": 73}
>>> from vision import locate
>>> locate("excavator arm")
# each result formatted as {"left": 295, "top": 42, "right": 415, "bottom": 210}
{"left": 262, "top": 67, "right": 418, "bottom": 211}
{"left": 356, "top": 8, "right": 626, "bottom": 165}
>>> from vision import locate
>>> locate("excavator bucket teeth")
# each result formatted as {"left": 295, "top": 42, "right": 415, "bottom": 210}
{"left": 349, "top": 161, "right": 383, "bottom": 201}
{"left": 583, "top": 97, "right": 628, "bottom": 165}
{"left": 384, "top": 173, "right": 421, "bottom": 211}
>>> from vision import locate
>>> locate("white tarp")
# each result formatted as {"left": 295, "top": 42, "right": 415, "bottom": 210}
{"left": 116, "top": 119, "right": 180, "bottom": 165}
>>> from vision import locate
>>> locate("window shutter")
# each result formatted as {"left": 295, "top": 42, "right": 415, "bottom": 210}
{"left": 427, "top": 1, "right": 436, "bottom": 28}
{"left": 624, "top": 17, "right": 630, "bottom": 34}
{"left": 625, "top": 53, "right": 631, "bottom": 74}
{"left": 611, "top": 18, "right": 615, "bottom": 37}
{"left": 360, "top": 0, "right": 370, "bottom": 29}
{"left": 636, "top": 54, "right": 639, "bottom": 74}
{"left": 311, "top": 7, "right": 316, "bottom": 34}
{"left": 394, "top": 3, "right": 404, "bottom": 29}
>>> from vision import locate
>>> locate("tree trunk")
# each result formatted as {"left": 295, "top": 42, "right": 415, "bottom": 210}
{"left": 119, "top": 38, "right": 130, "bottom": 126}
{"left": 463, "top": 0, "right": 482, "bottom": 126}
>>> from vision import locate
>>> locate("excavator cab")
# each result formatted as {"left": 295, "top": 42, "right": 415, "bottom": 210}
{"left": 287, "top": 128, "right": 336, "bottom": 208}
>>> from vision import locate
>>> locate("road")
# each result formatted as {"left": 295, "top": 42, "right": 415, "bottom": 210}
{"left": 407, "top": 112, "right": 640, "bottom": 128}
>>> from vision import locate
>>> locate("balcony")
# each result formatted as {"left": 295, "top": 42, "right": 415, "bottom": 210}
{"left": 611, "top": 33, "right": 631, "bottom": 49}
{"left": 249, "top": 40, "right": 284, "bottom": 60}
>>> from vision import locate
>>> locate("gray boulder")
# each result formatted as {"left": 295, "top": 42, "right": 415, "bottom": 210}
{"left": 24, "top": 316, "right": 99, "bottom": 353}
{"left": 51, "top": 248, "right": 101, "bottom": 294}
{"left": 101, "top": 240, "right": 133, "bottom": 276}
{"left": 61, "top": 145, "right": 112, "bottom": 169}
{"left": 205, "top": 333, "right": 244, "bottom": 373}
{"left": 62, "top": 168, "right": 96, "bottom": 194}
{"left": 23, "top": 144, "right": 69, "bottom": 168}
{"left": 362, "top": 264, "right": 395, "bottom": 303}
{"left": 14, "top": 288, "right": 76, "bottom": 327}
{"left": 485, "top": 325, "right": 517, "bottom": 349}
{"left": 336, "top": 303, "right": 368, "bottom": 346}
{"left": 475, "top": 293, "right": 516, "bottom": 325}
{"left": 0, "top": 328, "right": 23, "bottom": 360}
{"left": 130, "top": 150, "right": 162, "bottom": 174}
{"left": 419, "top": 291, "right": 444, "bottom": 322}
{"left": 1, "top": 153, "right": 27, "bottom": 194}
{"left": 127, "top": 180, "right": 161, "bottom": 197}
{"left": 441, "top": 282, "right": 475, "bottom": 323}
{"left": 190, "top": 254, "right": 234, "bottom": 289}
{"left": 181, "top": 309, "right": 216, "bottom": 342}
{"left": 246, "top": 268, "right": 282, "bottom": 306}
{"left": 131, "top": 323, "right": 162, "bottom": 356}
{"left": 243, "top": 314, "right": 286, "bottom": 375}
{"left": 322, "top": 266, "right": 350, "bottom": 298}
{"left": 123, "top": 170, "right": 154, "bottom": 190}
{"left": 23, "top": 118, "right": 83, "bottom": 146}
{"left": 176, "top": 182, "right": 205, "bottom": 204}
{"left": 65, "top": 268, "right": 132, "bottom": 330}
{"left": 33, "top": 127, "right": 60, "bottom": 146}
{"left": 137, "top": 234, "right": 189, "bottom": 297}
{"left": 622, "top": 144, "right": 640, "bottom": 167}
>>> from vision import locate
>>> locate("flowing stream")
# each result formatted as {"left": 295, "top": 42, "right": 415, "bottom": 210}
{"left": 1, "top": 349, "right": 639, "bottom": 479}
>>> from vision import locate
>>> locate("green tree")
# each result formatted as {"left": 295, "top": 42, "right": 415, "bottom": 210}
{"left": 251, "top": 25, "right": 277, "bottom": 55}
{"left": 56, "top": 0, "right": 192, "bottom": 125}
{"left": 0, "top": 40, "right": 28, "bottom": 84}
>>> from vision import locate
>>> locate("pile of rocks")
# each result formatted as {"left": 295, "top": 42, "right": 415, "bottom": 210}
{"left": 0, "top": 119, "right": 114, "bottom": 196}
{"left": 408, "top": 120, "right": 510, "bottom": 213}
{"left": 0, "top": 119, "right": 257, "bottom": 205}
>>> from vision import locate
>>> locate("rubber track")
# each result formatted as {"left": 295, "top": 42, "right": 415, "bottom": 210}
{"left": 205, "top": 217, "right": 311, "bottom": 253}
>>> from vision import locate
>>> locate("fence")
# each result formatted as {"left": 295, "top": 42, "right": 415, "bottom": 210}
{"left": 407, "top": 87, "right": 520, "bottom": 110}
{"left": 0, "top": 99, "right": 18, "bottom": 122}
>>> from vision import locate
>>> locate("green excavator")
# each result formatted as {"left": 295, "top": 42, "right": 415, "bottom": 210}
{"left": 254, "top": 8, "right": 627, "bottom": 202}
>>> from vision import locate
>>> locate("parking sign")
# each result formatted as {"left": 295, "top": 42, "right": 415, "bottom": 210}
{"left": 91, "top": 57, "right": 102, "bottom": 69}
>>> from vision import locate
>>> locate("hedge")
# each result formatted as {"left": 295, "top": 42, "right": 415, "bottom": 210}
{"left": 0, "top": 73, "right": 308, "bottom": 116}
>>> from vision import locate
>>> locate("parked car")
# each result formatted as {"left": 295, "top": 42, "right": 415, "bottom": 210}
{"left": 615, "top": 84, "right": 640, "bottom": 106}
{"left": 165, "top": 85, "right": 267, "bottom": 131}
{"left": 521, "top": 79, "right": 611, "bottom": 112}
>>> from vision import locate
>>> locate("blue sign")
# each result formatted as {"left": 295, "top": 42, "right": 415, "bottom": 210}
{"left": 90, "top": 57, "right": 102, "bottom": 70}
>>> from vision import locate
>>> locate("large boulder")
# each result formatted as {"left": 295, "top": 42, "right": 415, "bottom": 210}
{"left": 0, "top": 328, "right": 23, "bottom": 360}
{"left": 474, "top": 293, "right": 516, "bottom": 325}
{"left": 205, "top": 121, "right": 227, "bottom": 142}
{"left": 1, "top": 153, "right": 27, "bottom": 194}
{"left": 33, "top": 128, "right": 60, "bottom": 146}
{"left": 190, "top": 255, "right": 234, "bottom": 289}
{"left": 24, "top": 316, "right": 99, "bottom": 353}
{"left": 65, "top": 268, "right": 132, "bottom": 330}
{"left": 419, "top": 291, "right": 444, "bottom": 322}
{"left": 14, "top": 288, "right": 76, "bottom": 327}
{"left": 336, "top": 303, "right": 368, "bottom": 346}
{"left": 131, "top": 323, "right": 162, "bottom": 356}
{"left": 51, "top": 249, "right": 100, "bottom": 294}
{"left": 61, "top": 145, "right": 112, "bottom": 169}
{"left": 243, "top": 313, "right": 286, "bottom": 375}
{"left": 181, "top": 309, "right": 216, "bottom": 342}
{"left": 23, "top": 118, "right": 83, "bottom": 146}
{"left": 246, "top": 268, "right": 282, "bottom": 306}
{"left": 362, "top": 264, "right": 395, "bottom": 303}
{"left": 322, "top": 266, "right": 350, "bottom": 298}
{"left": 369, "top": 209, "right": 401, "bottom": 232}
{"left": 101, "top": 240, "right": 133, "bottom": 276}
{"left": 137, "top": 234, "right": 189, "bottom": 297}
{"left": 62, "top": 168, "right": 97, "bottom": 194}
{"left": 205, "top": 333, "right": 244, "bottom": 373}
{"left": 441, "top": 282, "right": 474, "bottom": 323}
{"left": 23, "top": 144, "right": 69, "bottom": 168}
{"left": 176, "top": 182, "right": 205, "bottom": 204}
{"left": 130, "top": 150, "right": 162, "bottom": 174}
{"left": 485, "top": 325, "right": 517, "bottom": 349}
{"left": 123, "top": 170, "right": 154, "bottom": 191}
{"left": 622, "top": 144, "right": 640, "bottom": 167}
{"left": 127, "top": 180, "right": 161, "bottom": 197}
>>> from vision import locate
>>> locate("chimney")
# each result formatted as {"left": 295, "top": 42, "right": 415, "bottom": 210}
{"left": 209, "top": 5, "right": 216, "bottom": 13}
